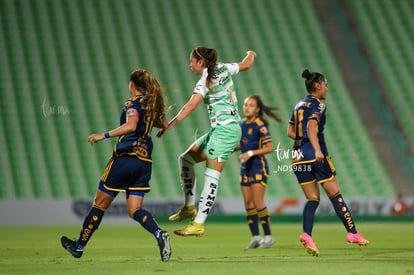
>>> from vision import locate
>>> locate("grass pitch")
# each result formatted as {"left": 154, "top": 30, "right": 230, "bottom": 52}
{"left": 1, "top": 221, "right": 413, "bottom": 274}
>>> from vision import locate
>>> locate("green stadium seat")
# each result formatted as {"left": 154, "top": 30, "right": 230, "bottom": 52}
{"left": 0, "top": 0, "right": 400, "bottom": 200}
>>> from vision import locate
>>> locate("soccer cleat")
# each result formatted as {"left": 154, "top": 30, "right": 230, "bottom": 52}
{"left": 246, "top": 237, "right": 263, "bottom": 249}
{"left": 174, "top": 221, "right": 204, "bottom": 236}
{"left": 168, "top": 205, "right": 197, "bottom": 222}
{"left": 260, "top": 237, "right": 274, "bottom": 249}
{"left": 60, "top": 236, "right": 83, "bottom": 258}
{"left": 157, "top": 231, "right": 172, "bottom": 262}
{"left": 347, "top": 232, "right": 369, "bottom": 246}
{"left": 299, "top": 232, "right": 320, "bottom": 257}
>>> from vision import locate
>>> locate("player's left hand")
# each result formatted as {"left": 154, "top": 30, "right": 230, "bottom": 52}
{"left": 314, "top": 150, "right": 324, "bottom": 162}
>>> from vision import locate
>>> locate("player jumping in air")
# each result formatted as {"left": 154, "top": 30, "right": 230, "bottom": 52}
{"left": 157, "top": 46, "right": 256, "bottom": 236}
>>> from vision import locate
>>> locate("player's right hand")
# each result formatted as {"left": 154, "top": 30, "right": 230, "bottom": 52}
{"left": 88, "top": 133, "right": 105, "bottom": 145}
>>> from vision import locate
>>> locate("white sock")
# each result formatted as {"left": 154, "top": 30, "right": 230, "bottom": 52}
{"left": 194, "top": 168, "right": 221, "bottom": 224}
{"left": 178, "top": 152, "right": 196, "bottom": 206}
{"left": 253, "top": 235, "right": 262, "bottom": 241}
{"left": 264, "top": 235, "right": 273, "bottom": 242}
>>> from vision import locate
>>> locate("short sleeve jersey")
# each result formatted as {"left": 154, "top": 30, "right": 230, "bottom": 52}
{"left": 193, "top": 63, "right": 241, "bottom": 126}
{"left": 240, "top": 117, "right": 272, "bottom": 166}
{"left": 113, "top": 96, "right": 154, "bottom": 162}
{"left": 289, "top": 95, "right": 328, "bottom": 162}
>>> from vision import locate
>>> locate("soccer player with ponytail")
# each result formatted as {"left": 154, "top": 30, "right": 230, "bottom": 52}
{"left": 288, "top": 69, "right": 369, "bottom": 256}
{"left": 60, "top": 69, "right": 171, "bottom": 262}
{"left": 235, "top": 95, "right": 281, "bottom": 249}
{"left": 157, "top": 46, "right": 256, "bottom": 236}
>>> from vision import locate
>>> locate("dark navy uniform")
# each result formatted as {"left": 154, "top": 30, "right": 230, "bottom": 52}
{"left": 289, "top": 95, "right": 336, "bottom": 185}
{"left": 99, "top": 95, "right": 155, "bottom": 196}
{"left": 239, "top": 118, "right": 272, "bottom": 187}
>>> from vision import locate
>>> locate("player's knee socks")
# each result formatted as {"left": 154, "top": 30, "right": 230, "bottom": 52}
{"left": 132, "top": 208, "right": 161, "bottom": 239}
{"left": 302, "top": 199, "right": 319, "bottom": 235}
{"left": 258, "top": 207, "right": 271, "bottom": 236}
{"left": 246, "top": 208, "right": 259, "bottom": 236}
{"left": 76, "top": 206, "right": 105, "bottom": 249}
{"left": 194, "top": 167, "right": 221, "bottom": 224}
{"left": 330, "top": 193, "right": 357, "bottom": 233}
{"left": 178, "top": 151, "right": 196, "bottom": 206}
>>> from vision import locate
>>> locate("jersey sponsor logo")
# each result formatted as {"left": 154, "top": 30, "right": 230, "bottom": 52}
{"left": 318, "top": 103, "right": 326, "bottom": 113}
{"left": 133, "top": 139, "right": 149, "bottom": 158}
{"left": 195, "top": 84, "right": 203, "bottom": 93}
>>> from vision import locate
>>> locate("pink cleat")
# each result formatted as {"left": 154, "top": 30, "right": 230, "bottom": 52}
{"left": 347, "top": 232, "right": 369, "bottom": 246}
{"left": 300, "top": 233, "right": 320, "bottom": 256}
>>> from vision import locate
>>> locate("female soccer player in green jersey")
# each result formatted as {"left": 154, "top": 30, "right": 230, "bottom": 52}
{"left": 157, "top": 46, "right": 256, "bottom": 236}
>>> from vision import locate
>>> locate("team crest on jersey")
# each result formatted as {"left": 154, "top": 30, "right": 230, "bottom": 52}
{"left": 124, "top": 100, "right": 133, "bottom": 108}
{"left": 260, "top": 126, "right": 268, "bottom": 135}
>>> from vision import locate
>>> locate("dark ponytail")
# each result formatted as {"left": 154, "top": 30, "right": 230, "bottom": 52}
{"left": 302, "top": 69, "right": 325, "bottom": 93}
{"left": 192, "top": 46, "right": 218, "bottom": 91}
{"left": 248, "top": 95, "right": 282, "bottom": 125}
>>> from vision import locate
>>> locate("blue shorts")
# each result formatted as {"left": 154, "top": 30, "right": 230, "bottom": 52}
{"left": 98, "top": 155, "right": 151, "bottom": 197}
{"left": 293, "top": 155, "right": 336, "bottom": 185}
{"left": 240, "top": 159, "right": 269, "bottom": 187}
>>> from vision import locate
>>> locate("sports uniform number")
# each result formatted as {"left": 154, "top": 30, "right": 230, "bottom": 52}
{"left": 294, "top": 109, "right": 304, "bottom": 139}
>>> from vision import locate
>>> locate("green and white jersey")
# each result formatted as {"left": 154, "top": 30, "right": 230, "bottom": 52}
{"left": 194, "top": 63, "right": 241, "bottom": 127}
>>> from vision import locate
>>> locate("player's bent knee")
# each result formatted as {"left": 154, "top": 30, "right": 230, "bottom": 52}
{"left": 306, "top": 197, "right": 320, "bottom": 202}
{"left": 129, "top": 208, "right": 141, "bottom": 218}
{"left": 131, "top": 208, "right": 148, "bottom": 223}
{"left": 179, "top": 151, "right": 196, "bottom": 165}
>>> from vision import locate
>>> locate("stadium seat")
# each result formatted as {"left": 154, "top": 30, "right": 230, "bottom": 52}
{"left": 0, "top": 0, "right": 399, "bottom": 200}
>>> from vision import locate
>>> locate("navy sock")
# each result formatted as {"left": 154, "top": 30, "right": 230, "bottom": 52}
{"left": 76, "top": 206, "right": 105, "bottom": 249}
{"left": 245, "top": 208, "right": 259, "bottom": 236}
{"left": 132, "top": 208, "right": 161, "bottom": 239}
{"left": 330, "top": 193, "right": 357, "bottom": 233}
{"left": 258, "top": 207, "right": 271, "bottom": 236}
{"left": 302, "top": 200, "right": 319, "bottom": 236}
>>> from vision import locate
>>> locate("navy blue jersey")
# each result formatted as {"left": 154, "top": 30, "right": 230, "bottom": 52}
{"left": 240, "top": 118, "right": 272, "bottom": 153}
{"left": 239, "top": 118, "right": 272, "bottom": 185}
{"left": 289, "top": 95, "right": 328, "bottom": 164}
{"left": 113, "top": 95, "right": 154, "bottom": 162}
